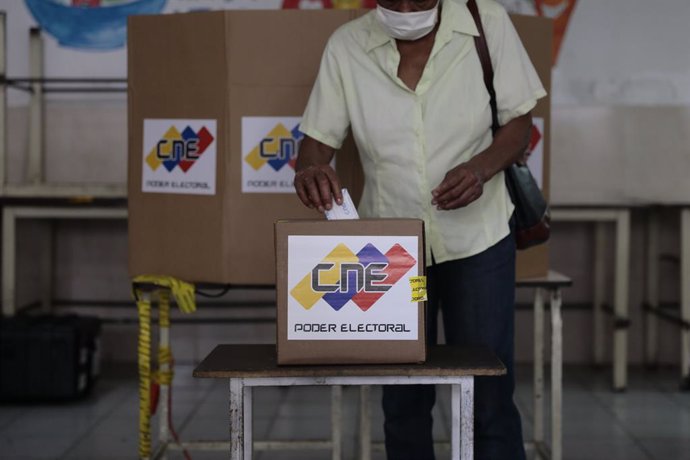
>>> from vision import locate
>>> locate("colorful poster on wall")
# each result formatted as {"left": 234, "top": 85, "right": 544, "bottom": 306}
{"left": 21, "top": 0, "right": 377, "bottom": 53}
{"left": 23, "top": 0, "right": 168, "bottom": 50}
{"left": 282, "top": 0, "right": 376, "bottom": 8}
{"left": 534, "top": 0, "right": 577, "bottom": 64}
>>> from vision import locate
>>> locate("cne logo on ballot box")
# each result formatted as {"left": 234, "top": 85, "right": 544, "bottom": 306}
{"left": 287, "top": 235, "right": 420, "bottom": 341}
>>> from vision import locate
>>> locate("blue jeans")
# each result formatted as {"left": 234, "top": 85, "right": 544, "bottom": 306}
{"left": 382, "top": 232, "right": 526, "bottom": 460}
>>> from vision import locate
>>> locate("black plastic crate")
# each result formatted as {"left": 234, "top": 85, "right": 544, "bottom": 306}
{"left": 0, "top": 314, "right": 101, "bottom": 402}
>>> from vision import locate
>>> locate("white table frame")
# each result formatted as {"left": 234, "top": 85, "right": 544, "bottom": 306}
{"left": 229, "top": 375, "right": 475, "bottom": 460}
{"left": 552, "top": 207, "right": 631, "bottom": 391}
{"left": 193, "top": 344, "right": 503, "bottom": 460}
{"left": 525, "top": 276, "right": 566, "bottom": 460}
{"left": 1, "top": 205, "right": 127, "bottom": 316}
{"left": 643, "top": 206, "right": 690, "bottom": 385}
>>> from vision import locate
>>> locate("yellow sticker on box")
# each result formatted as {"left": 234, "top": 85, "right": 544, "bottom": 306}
{"left": 409, "top": 276, "right": 427, "bottom": 302}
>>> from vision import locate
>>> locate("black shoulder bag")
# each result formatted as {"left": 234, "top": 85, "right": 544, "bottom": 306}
{"left": 467, "top": 0, "right": 550, "bottom": 250}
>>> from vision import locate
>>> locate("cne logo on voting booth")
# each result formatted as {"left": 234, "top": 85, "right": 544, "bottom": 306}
{"left": 290, "top": 242, "right": 416, "bottom": 312}
{"left": 145, "top": 125, "right": 215, "bottom": 174}
{"left": 241, "top": 117, "right": 311, "bottom": 194}
{"left": 142, "top": 119, "right": 217, "bottom": 196}
{"left": 244, "top": 122, "right": 303, "bottom": 173}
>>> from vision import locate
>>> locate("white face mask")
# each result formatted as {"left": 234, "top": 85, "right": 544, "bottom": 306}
{"left": 375, "top": 1, "right": 440, "bottom": 41}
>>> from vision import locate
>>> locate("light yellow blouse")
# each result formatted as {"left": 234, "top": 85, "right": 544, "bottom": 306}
{"left": 300, "top": 0, "right": 546, "bottom": 265}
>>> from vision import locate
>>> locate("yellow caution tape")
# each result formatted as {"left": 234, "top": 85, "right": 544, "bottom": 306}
{"left": 68, "top": 196, "right": 95, "bottom": 204}
{"left": 409, "top": 276, "right": 428, "bottom": 302}
{"left": 133, "top": 275, "right": 196, "bottom": 314}
{"left": 136, "top": 292, "right": 152, "bottom": 459}
{"left": 132, "top": 275, "right": 195, "bottom": 459}
{"left": 154, "top": 290, "right": 174, "bottom": 386}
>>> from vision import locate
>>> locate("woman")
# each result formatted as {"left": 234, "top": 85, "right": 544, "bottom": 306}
{"left": 294, "top": 0, "right": 545, "bottom": 458}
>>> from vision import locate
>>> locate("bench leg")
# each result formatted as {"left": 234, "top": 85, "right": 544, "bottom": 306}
{"left": 359, "top": 385, "right": 371, "bottom": 460}
{"left": 614, "top": 210, "right": 630, "bottom": 391}
{"left": 593, "top": 222, "right": 606, "bottom": 366}
{"left": 244, "top": 385, "right": 253, "bottom": 459}
{"left": 550, "top": 289, "right": 563, "bottom": 460}
{"left": 230, "top": 378, "right": 245, "bottom": 460}
{"left": 331, "top": 385, "right": 342, "bottom": 460}
{"left": 645, "top": 209, "right": 660, "bottom": 367}
{"left": 533, "top": 287, "right": 545, "bottom": 449}
{"left": 2, "top": 207, "right": 16, "bottom": 316}
{"left": 681, "top": 209, "right": 690, "bottom": 385}
{"left": 453, "top": 378, "right": 474, "bottom": 460}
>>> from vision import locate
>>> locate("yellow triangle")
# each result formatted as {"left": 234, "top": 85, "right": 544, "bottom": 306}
{"left": 145, "top": 126, "right": 182, "bottom": 171}
{"left": 290, "top": 243, "right": 358, "bottom": 310}
{"left": 244, "top": 123, "right": 293, "bottom": 171}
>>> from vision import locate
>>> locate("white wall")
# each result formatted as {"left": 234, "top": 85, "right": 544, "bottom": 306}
{"left": 552, "top": 0, "right": 690, "bottom": 107}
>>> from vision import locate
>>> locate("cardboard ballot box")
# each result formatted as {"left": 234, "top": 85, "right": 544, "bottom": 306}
{"left": 275, "top": 219, "right": 426, "bottom": 365}
{"left": 127, "top": 9, "right": 364, "bottom": 284}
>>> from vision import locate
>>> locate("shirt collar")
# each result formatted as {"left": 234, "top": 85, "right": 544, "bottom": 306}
{"left": 365, "top": 0, "right": 479, "bottom": 53}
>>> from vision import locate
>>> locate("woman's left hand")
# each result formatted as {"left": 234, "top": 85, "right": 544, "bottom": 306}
{"left": 431, "top": 163, "right": 485, "bottom": 210}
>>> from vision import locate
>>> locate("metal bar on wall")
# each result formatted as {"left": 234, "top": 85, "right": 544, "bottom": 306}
{"left": 27, "top": 27, "right": 44, "bottom": 185}
{"left": 0, "top": 13, "right": 7, "bottom": 192}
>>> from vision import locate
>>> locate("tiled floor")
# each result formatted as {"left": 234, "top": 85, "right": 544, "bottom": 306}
{"left": 1, "top": 364, "right": 689, "bottom": 460}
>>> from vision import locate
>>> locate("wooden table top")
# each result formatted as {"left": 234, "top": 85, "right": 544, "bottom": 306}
{"left": 516, "top": 270, "right": 573, "bottom": 289}
{"left": 193, "top": 344, "right": 505, "bottom": 379}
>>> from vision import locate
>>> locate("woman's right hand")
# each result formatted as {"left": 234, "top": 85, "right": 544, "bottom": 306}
{"left": 294, "top": 164, "right": 343, "bottom": 213}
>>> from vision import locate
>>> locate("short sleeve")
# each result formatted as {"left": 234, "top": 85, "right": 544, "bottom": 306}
{"left": 484, "top": 3, "right": 547, "bottom": 126}
{"left": 300, "top": 37, "right": 351, "bottom": 150}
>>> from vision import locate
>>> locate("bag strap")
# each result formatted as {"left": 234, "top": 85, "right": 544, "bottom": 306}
{"left": 466, "top": 0, "right": 500, "bottom": 135}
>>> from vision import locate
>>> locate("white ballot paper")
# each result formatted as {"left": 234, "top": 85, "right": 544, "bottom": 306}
{"left": 325, "top": 188, "right": 359, "bottom": 220}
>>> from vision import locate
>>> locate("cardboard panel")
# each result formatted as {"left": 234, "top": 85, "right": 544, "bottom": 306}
{"left": 511, "top": 14, "right": 553, "bottom": 279}
{"left": 128, "top": 13, "right": 228, "bottom": 282}
{"left": 225, "top": 10, "right": 356, "bottom": 86}
{"left": 511, "top": 14, "right": 553, "bottom": 201}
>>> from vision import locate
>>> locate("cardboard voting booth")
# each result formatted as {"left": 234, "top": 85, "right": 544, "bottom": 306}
{"left": 275, "top": 219, "right": 426, "bottom": 365}
{"left": 127, "top": 9, "right": 552, "bottom": 284}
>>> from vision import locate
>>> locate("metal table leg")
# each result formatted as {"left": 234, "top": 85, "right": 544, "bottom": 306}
{"left": 359, "top": 385, "right": 372, "bottom": 460}
{"left": 2, "top": 206, "right": 16, "bottom": 316}
{"left": 550, "top": 288, "right": 563, "bottom": 460}
{"left": 593, "top": 222, "right": 606, "bottom": 366}
{"left": 533, "top": 287, "right": 545, "bottom": 449}
{"left": 681, "top": 208, "right": 690, "bottom": 384}
{"left": 230, "top": 378, "right": 245, "bottom": 460}
{"left": 244, "top": 385, "right": 253, "bottom": 459}
{"left": 614, "top": 210, "right": 631, "bottom": 391}
{"left": 158, "top": 302, "right": 170, "bottom": 460}
{"left": 331, "top": 385, "right": 342, "bottom": 460}
{"left": 645, "top": 209, "right": 660, "bottom": 366}
{"left": 458, "top": 378, "right": 474, "bottom": 460}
